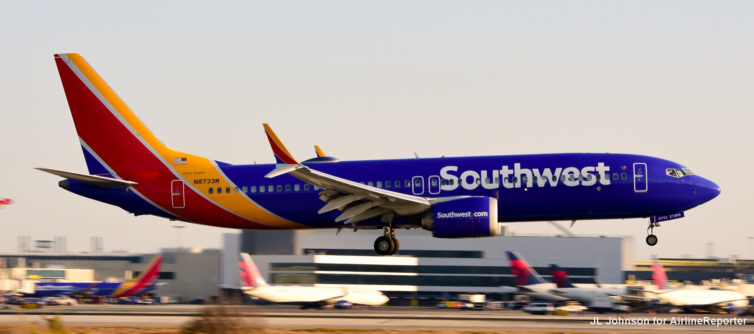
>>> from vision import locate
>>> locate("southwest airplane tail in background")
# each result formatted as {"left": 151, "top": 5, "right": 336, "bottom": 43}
{"left": 42, "top": 53, "right": 721, "bottom": 255}
{"left": 31, "top": 255, "right": 163, "bottom": 298}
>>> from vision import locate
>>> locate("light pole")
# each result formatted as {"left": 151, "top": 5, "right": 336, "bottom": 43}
{"left": 173, "top": 225, "right": 186, "bottom": 251}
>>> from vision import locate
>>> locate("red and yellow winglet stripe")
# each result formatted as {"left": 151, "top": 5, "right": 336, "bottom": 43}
{"left": 264, "top": 124, "right": 299, "bottom": 164}
{"left": 314, "top": 145, "right": 326, "bottom": 158}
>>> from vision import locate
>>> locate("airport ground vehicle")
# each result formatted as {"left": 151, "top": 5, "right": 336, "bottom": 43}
{"left": 523, "top": 303, "right": 555, "bottom": 315}
{"left": 42, "top": 296, "right": 78, "bottom": 306}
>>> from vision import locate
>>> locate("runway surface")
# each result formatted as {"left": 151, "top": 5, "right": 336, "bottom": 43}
{"left": 1, "top": 304, "right": 751, "bottom": 333}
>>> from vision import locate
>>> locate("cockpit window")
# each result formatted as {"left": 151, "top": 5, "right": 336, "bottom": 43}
{"left": 666, "top": 168, "right": 693, "bottom": 178}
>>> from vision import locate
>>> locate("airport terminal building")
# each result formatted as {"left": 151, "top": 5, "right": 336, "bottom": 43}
{"left": 220, "top": 229, "right": 633, "bottom": 304}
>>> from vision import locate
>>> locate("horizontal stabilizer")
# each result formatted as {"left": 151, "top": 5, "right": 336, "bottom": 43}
{"left": 36, "top": 168, "right": 137, "bottom": 189}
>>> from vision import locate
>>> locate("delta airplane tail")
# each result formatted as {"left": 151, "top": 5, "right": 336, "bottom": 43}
{"left": 651, "top": 261, "right": 668, "bottom": 291}
{"left": 506, "top": 251, "right": 548, "bottom": 286}
{"left": 549, "top": 264, "right": 576, "bottom": 288}
{"left": 110, "top": 254, "right": 163, "bottom": 297}
{"left": 239, "top": 252, "right": 268, "bottom": 288}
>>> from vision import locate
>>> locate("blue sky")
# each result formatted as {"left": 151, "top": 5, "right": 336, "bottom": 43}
{"left": 1, "top": 1, "right": 753, "bottom": 260}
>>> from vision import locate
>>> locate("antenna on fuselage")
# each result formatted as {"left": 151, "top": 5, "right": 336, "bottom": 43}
{"left": 547, "top": 221, "right": 575, "bottom": 237}
{"left": 413, "top": 152, "right": 419, "bottom": 159}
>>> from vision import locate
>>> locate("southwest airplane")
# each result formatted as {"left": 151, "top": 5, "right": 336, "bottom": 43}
{"left": 239, "top": 253, "right": 388, "bottom": 308}
{"left": 41, "top": 53, "right": 721, "bottom": 255}
{"left": 28, "top": 255, "right": 162, "bottom": 298}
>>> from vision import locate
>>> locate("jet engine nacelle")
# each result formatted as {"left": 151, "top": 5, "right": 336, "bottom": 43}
{"left": 422, "top": 196, "right": 500, "bottom": 238}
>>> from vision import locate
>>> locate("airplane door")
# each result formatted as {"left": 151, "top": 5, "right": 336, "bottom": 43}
{"left": 428, "top": 175, "right": 441, "bottom": 195}
{"left": 171, "top": 180, "right": 186, "bottom": 209}
{"left": 412, "top": 176, "right": 424, "bottom": 195}
{"left": 633, "top": 163, "right": 648, "bottom": 193}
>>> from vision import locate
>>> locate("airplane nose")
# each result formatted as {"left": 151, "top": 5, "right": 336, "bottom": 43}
{"left": 693, "top": 177, "right": 721, "bottom": 204}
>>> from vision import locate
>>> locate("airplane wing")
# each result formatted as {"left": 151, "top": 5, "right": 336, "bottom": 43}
{"left": 263, "top": 124, "right": 447, "bottom": 226}
{"left": 36, "top": 168, "right": 137, "bottom": 189}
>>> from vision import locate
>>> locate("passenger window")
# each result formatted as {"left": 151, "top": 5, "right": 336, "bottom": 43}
{"left": 242, "top": 186, "right": 248, "bottom": 193}
{"left": 376, "top": 181, "right": 382, "bottom": 188}
{"left": 268, "top": 185, "right": 274, "bottom": 192}
{"left": 234, "top": 187, "right": 239, "bottom": 193}
{"left": 405, "top": 180, "right": 411, "bottom": 187}
{"left": 395, "top": 180, "right": 401, "bottom": 188}
{"left": 276, "top": 185, "right": 282, "bottom": 192}
{"left": 285, "top": 184, "right": 291, "bottom": 192}
{"left": 225, "top": 187, "right": 230, "bottom": 194}
{"left": 259, "top": 186, "right": 265, "bottom": 193}
{"left": 612, "top": 173, "right": 619, "bottom": 180}
{"left": 386, "top": 181, "right": 392, "bottom": 188}
{"left": 621, "top": 173, "right": 627, "bottom": 180}
{"left": 216, "top": 187, "right": 222, "bottom": 194}
{"left": 251, "top": 186, "right": 257, "bottom": 193}
{"left": 368, "top": 181, "right": 373, "bottom": 186}
{"left": 304, "top": 184, "right": 311, "bottom": 191}
{"left": 208, "top": 188, "right": 213, "bottom": 194}
{"left": 294, "top": 184, "right": 300, "bottom": 191}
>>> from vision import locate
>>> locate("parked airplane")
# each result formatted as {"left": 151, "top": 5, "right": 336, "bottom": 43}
{"left": 41, "top": 53, "right": 721, "bottom": 255}
{"left": 647, "top": 262, "right": 748, "bottom": 313}
{"left": 27, "top": 255, "right": 162, "bottom": 298}
{"left": 239, "top": 253, "right": 388, "bottom": 308}
{"left": 505, "top": 251, "right": 567, "bottom": 302}
{"left": 548, "top": 264, "right": 627, "bottom": 307}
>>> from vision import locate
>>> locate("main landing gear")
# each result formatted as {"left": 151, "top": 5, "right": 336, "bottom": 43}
{"left": 374, "top": 226, "right": 400, "bottom": 256}
{"left": 646, "top": 221, "right": 660, "bottom": 246}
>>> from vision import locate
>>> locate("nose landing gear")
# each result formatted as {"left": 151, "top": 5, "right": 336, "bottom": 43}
{"left": 646, "top": 221, "right": 660, "bottom": 246}
{"left": 374, "top": 226, "right": 400, "bottom": 255}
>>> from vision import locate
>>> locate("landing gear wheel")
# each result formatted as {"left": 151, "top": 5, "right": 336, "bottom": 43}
{"left": 390, "top": 237, "right": 400, "bottom": 255}
{"left": 646, "top": 234, "right": 658, "bottom": 246}
{"left": 374, "top": 236, "right": 394, "bottom": 255}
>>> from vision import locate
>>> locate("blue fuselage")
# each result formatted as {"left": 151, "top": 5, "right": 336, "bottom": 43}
{"left": 63, "top": 153, "right": 720, "bottom": 229}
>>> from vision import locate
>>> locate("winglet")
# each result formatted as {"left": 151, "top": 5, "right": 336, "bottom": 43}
{"left": 263, "top": 124, "right": 299, "bottom": 165}
{"left": 315, "top": 145, "right": 326, "bottom": 158}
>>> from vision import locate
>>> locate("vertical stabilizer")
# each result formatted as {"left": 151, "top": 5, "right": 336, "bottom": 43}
{"left": 506, "top": 251, "right": 548, "bottom": 286}
{"left": 651, "top": 261, "right": 668, "bottom": 291}
{"left": 111, "top": 254, "right": 163, "bottom": 297}
{"left": 549, "top": 264, "right": 576, "bottom": 288}
{"left": 239, "top": 253, "right": 268, "bottom": 288}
